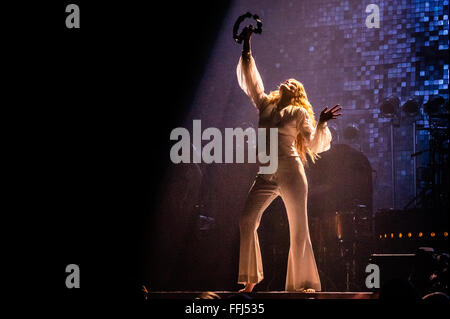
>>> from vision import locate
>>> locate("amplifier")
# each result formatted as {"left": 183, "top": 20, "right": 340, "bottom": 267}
{"left": 368, "top": 253, "right": 416, "bottom": 289}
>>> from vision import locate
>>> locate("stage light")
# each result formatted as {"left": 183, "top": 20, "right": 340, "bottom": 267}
{"left": 343, "top": 122, "right": 359, "bottom": 140}
{"left": 384, "top": 233, "right": 387, "bottom": 238}
{"left": 424, "top": 96, "right": 445, "bottom": 114}
{"left": 399, "top": 233, "right": 403, "bottom": 238}
{"left": 408, "top": 232, "right": 412, "bottom": 238}
{"left": 401, "top": 98, "right": 421, "bottom": 116}
{"left": 418, "top": 232, "right": 423, "bottom": 237}
{"left": 444, "top": 232, "right": 448, "bottom": 237}
{"left": 390, "top": 233, "right": 394, "bottom": 238}
{"left": 380, "top": 96, "right": 400, "bottom": 117}
{"left": 430, "top": 232, "right": 435, "bottom": 237}
{"left": 379, "top": 234, "right": 382, "bottom": 239}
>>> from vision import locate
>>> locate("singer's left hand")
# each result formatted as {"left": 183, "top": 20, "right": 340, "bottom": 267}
{"left": 319, "top": 104, "right": 342, "bottom": 123}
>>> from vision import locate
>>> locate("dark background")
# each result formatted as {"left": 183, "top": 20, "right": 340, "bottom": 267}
{"left": 13, "top": 0, "right": 231, "bottom": 303}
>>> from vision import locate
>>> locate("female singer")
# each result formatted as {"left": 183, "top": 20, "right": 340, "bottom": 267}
{"left": 237, "top": 27, "right": 342, "bottom": 293}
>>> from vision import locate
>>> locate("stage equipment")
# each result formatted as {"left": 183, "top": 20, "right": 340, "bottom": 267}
{"left": 379, "top": 96, "right": 401, "bottom": 208}
{"left": 368, "top": 247, "right": 449, "bottom": 298}
{"left": 406, "top": 99, "right": 449, "bottom": 210}
{"left": 368, "top": 253, "right": 416, "bottom": 291}
{"left": 316, "top": 206, "right": 373, "bottom": 291}
{"left": 307, "top": 144, "right": 374, "bottom": 291}
{"left": 375, "top": 208, "right": 449, "bottom": 254}
{"left": 424, "top": 96, "right": 445, "bottom": 115}
{"left": 380, "top": 96, "right": 400, "bottom": 117}
{"left": 232, "top": 12, "right": 262, "bottom": 44}
{"left": 402, "top": 98, "right": 421, "bottom": 116}
{"left": 343, "top": 122, "right": 359, "bottom": 141}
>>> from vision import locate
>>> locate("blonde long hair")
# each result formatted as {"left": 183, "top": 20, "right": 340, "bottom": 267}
{"left": 267, "top": 79, "right": 318, "bottom": 164}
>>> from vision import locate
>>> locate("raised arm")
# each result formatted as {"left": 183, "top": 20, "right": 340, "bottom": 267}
{"left": 236, "top": 27, "right": 268, "bottom": 110}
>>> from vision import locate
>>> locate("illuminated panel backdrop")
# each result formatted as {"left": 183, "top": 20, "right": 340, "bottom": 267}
{"left": 187, "top": 0, "right": 449, "bottom": 211}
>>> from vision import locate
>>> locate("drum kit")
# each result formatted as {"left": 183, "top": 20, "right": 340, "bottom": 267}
{"left": 310, "top": 205, "right": 373, "bottom": 291}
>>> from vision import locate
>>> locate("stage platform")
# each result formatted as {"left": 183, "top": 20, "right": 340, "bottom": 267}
{"left": 146, "top": 291, "right": 378, "bottom": 300}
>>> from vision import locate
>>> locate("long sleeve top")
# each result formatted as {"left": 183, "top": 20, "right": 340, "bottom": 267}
{"left": 237, "top": 55, "right": 332, "bottom": 158}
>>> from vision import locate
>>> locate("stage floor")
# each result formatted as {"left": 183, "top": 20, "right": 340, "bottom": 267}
{"left": 146, "top": 291, "right": 378, "bottom": 299}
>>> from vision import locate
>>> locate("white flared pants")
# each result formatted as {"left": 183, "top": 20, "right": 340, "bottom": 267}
{"left": 238, "top": 156, "right": 321, "bottom": 291}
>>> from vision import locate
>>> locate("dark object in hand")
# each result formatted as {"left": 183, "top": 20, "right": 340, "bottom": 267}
{"left": 233, "top": 12, "right": 262, "bottom": 44}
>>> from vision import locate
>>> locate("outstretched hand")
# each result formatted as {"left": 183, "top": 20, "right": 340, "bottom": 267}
{"left": 319, "top": 104, "right": 342, "bottom": 123}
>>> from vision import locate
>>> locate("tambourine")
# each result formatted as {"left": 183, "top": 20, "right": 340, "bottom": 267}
{"left": 233, "top": 12, "right": 262, "bottom": 44}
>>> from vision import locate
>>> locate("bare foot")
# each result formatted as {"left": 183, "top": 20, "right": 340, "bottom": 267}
{"left": 238, "top": 283, "right": 256, "bottom": 293}
{"left": 297, "top": 288, "right": 316, "bottom": 293}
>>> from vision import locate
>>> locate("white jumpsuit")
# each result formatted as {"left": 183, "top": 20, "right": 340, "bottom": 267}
{"left": 236, "top": 55, "right": 332, "bottom": 291}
